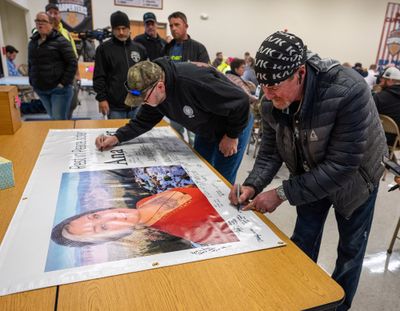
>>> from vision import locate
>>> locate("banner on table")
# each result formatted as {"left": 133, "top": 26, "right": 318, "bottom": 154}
{"left": 0, "top": 127, "right": 283, "bottom": 296}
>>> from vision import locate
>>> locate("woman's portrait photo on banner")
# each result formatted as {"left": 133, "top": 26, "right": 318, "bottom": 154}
{"left": 45, "top": 165, "right": 239, "bottom": 272}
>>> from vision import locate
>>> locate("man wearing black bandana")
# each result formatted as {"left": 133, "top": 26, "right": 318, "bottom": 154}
{"left": 229, "top": 31, "right": 387, "bottom": 311}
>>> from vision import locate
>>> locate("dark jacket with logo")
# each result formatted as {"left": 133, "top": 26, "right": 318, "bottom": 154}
{"left": 93, "top": 36, "right": 147, "bottom": 111}
{"left": 243, "top": 54, "right": 387, "bottom": 218}
{"left": 28, "top": 30, "right": 77, "bottom": 91}
{"left": 115, "top": 57, "right": 249, "bottom": 143}
{"left": 134, "top": 33, "right": 166, "bottom": 61}
{"left": 161, "top": 35, "right": 210, "bottom": 63}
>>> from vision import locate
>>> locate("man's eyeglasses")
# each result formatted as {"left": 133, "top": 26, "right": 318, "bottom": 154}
{"left": 124, "top": 81, "right": 142, "bottom": 96}
{"left": 262, "top": 69, "right": 304, "bottom": 91}
{"left": 35, "top": 19, "right": 50, "bottom": 24}
{"left": 261, "top": 82, "right": 282, "bottom": 91}
{"left": 124, "top": 80, "right": 159, "bottom": 103}
{"left": 143, "top": 81, "right": 159, "bottom": 104}
{"left": 261, "top": 73, "right": 296, "bottom": 91}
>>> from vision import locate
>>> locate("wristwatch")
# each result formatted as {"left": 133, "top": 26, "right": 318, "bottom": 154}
{"left": 276, "top": 185, "right": 287, "bottom": 201}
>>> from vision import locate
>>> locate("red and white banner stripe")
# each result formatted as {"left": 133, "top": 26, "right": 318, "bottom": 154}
{"left": 376, "top": 2, "right": 400, "bottom": 69}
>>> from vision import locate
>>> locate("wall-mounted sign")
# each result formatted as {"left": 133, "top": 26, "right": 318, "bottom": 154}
{"left": 49, "top": 0, "right": 93, "bottom": 32}
{"left": 115, "top": 0, "right": 163, "bottom": 10}
{"left": 376, "top": 2, "right": 400, "bottom": 69}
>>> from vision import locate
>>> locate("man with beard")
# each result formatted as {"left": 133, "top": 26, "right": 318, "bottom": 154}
{"left": 93, "top": 11, "right": 147, "bottom": 119}
{"left": 229, "top": 31, "right": 387, "bottom": 311}
{"left": 95, "top": 59, "right": 252, "bottom": 184}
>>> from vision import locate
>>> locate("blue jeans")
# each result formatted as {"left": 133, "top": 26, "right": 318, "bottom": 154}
{"left": 108, "top": 108, "right": 138, "bottom": 119}
{"left": 193, "top": 112, "right": 254, "bottom": 184}
{"left": 291, "top": 187, "right": 378, "bottom": 311}
{"left": 35, "top": 85, "right": 73, "bottom": 120}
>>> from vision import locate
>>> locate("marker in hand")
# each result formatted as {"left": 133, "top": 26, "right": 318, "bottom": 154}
{"left": 236, "top": 184, "right": 241, "bottom": 211}
{"left": 99, "top": 134, "right": 105, "bottom": 152}
{"left": 388, "top": 184, "right": 400, "bottom": 192}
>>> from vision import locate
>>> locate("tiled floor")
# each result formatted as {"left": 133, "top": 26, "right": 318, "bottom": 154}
{"left": 242, "top": 141, "right": 400, "bottom": 311}
{"left": 24, "top": 92, "right": 400, "bottom": 310}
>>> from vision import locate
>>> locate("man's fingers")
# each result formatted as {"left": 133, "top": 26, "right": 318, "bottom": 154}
{"left": 95, "top": 136, "right": 116, "bottom": 151}
{"left": 95, "top": 137, "right": 103, "bottom": 149}
{"left": 221, "top": 148, "right": 237, "bottom": 157}
{"left": 230, "top": 185, "right": 239, "bottom": 204}
{"left": 242, "top": 200, "right": 254, "bottom": 211}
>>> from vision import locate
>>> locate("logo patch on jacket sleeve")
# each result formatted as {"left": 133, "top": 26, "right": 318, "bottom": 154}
{"left": 309, "top": 129, "right": 319, "bottom": 141}
{"left": 183, "top": 105, "right": 195, "bottom": 118}
{"left": 131, "top": 51, "right": 140, "bottom": 63}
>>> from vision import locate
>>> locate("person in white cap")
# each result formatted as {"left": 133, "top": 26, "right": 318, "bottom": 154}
{"left": 374, "top": 66, "right": 400, "bottom": 146}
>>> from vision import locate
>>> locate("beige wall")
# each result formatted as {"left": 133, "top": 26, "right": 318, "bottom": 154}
{"left": 0, "top": 0, "right": 29, "bottom": 74}
{"left": 5, "top": 0, "right": 400, "bottom": 68}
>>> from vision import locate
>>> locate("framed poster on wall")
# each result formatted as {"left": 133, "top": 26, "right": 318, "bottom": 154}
{"left": 115, "top": 0, "right": 163, "bottom": 10}
{"left": 49, "top": 0, "right": 93, "bottom": 32}
{"left": 376, "top": 2, "right": 400, "bottom": 70}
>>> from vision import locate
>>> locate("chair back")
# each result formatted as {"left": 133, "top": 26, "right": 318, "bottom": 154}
{"left": 380, "top": 114, "right": 400, "bottom": 136}
{"left": 379, "top": 114, "right": 400, "bottom": 180}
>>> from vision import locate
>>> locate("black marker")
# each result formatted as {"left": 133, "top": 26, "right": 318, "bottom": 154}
{"left": 236, "top": 184, "right": 241, "bottom": 211}
{"left": 388, "top": 184, "right": 400, "bottom": 192}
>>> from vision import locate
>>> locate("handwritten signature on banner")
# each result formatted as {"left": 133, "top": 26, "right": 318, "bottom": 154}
{"left": 190, "top": 246, "right": 230, "bottom": 255}
{"left": 228, "top": 214, "right": 264, "bottom": 242}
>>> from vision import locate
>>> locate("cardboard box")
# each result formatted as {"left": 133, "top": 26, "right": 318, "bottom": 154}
{"left": 78, "top": 62, "right": 95, "bottom": 80}
{"left": 0, "top": 85, "right": 22, "bottom": 134}
{"left": 0, "top": 156, "right": 15, "bottom": 190}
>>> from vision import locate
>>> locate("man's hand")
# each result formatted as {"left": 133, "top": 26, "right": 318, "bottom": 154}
{"left": 242, "top": 188, "right": 284, "bottom": 213}
{"left": 99, "top": 100, "right": 110, "bottom": 116}
{"left": 95, "top": 135, "right": 119, "bottom": 151}
{"left": 228, "top": 184, "right": 255, "bottom": 206}
{"left": 395, "top": 176, "right": 400, "bottom": 186}
{"left": 219, "top": 135, "right": 238, "bottom": 157}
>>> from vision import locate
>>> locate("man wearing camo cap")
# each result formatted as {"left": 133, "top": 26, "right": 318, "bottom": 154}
{"left": 95, "top": 58, "right": 253, "bottom": 184}
{"left": 229, "top": 31, "right": 387, "bottom": 311}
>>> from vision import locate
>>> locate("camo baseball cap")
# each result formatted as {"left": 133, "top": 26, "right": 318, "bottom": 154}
{"left": 124, "top": 61, "right": 163, "bottom": 107}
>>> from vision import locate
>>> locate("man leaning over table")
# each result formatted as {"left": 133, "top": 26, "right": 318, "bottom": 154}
{"left": 229, "top": 31, "right": 387, "bottom": 311}
{"left": 95, "top": 58, "right": 252, "bottom": 185}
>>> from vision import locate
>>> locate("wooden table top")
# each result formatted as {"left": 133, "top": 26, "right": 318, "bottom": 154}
{"left": 0, "top": 121, "right": 74, "bottom": 311}
{"left": 0, "top": 120, "right": 344, "bottom": 311}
